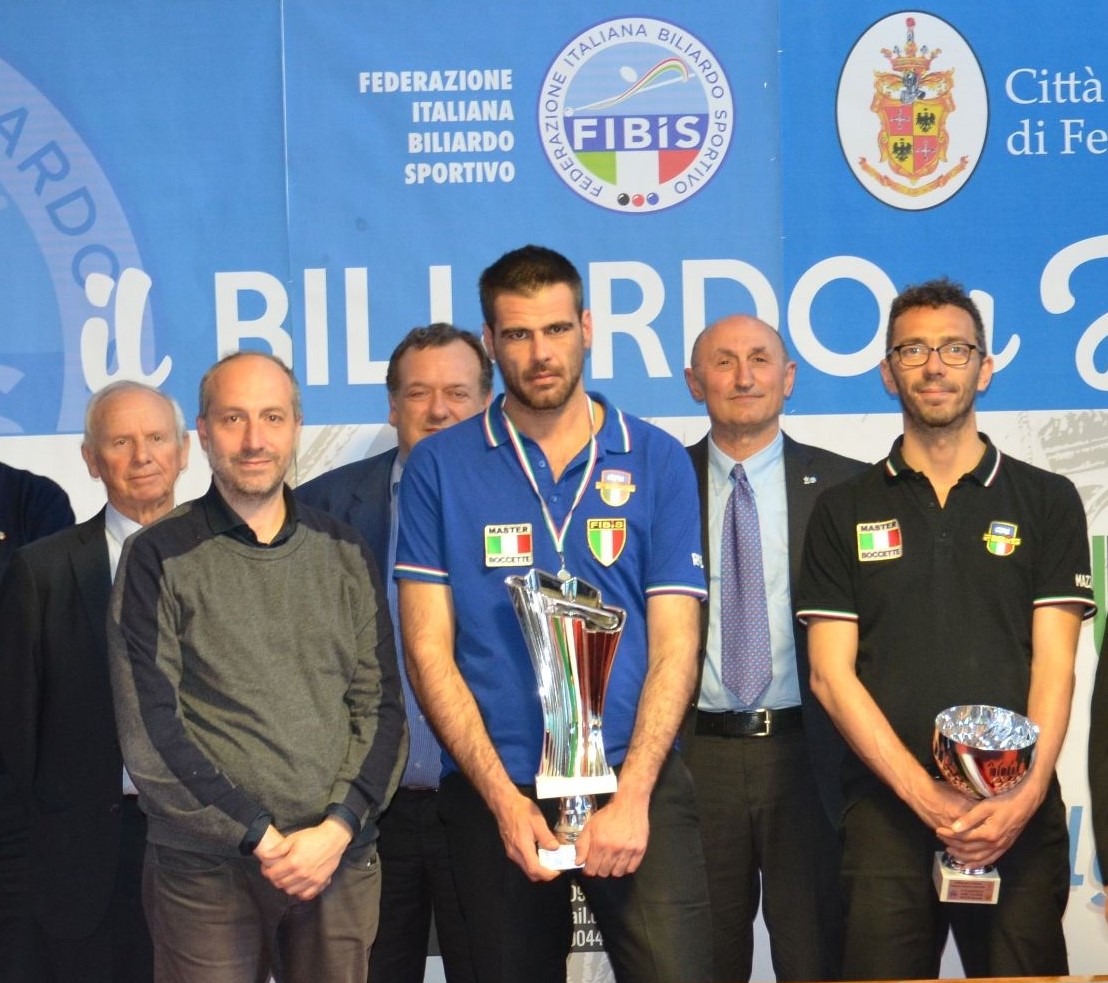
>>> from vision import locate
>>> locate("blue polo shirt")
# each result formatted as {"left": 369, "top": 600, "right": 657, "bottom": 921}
{"left": 395, "top": 392, "right": 707, "bottom": 784}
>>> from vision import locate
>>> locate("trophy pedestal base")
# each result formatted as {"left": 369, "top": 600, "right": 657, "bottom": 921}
{"left": 535, "top": 773, "right": 618, "bottom": 799}
{"left": 539, "top": 844, "right": 583, "bottom": 871}
{"left": 933, "top": 851, "right": 1000, "bottom": 904}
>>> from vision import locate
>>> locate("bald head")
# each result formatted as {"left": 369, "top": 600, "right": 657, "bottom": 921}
{"left": 690, "top": 315, "right": 788, "bottom": 369}
{"left": 685, "top": 314, "right": 796, "bottom": 458}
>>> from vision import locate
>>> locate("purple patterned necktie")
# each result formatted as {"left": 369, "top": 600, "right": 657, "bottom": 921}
{"left": 720, "top": 463, "right": 772, "bottom": 704}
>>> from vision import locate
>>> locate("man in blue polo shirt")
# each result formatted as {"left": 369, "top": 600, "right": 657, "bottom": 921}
{"left": 797, "top": 278, "right": 1095, "bottom": 979}
{"left": 395, "top": 244, "right": 713, "bottom": 983}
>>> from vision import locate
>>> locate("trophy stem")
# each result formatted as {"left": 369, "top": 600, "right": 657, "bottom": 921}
{"left": 941, "top": 851, "right": 993, "bottom": 877}
{"left": 555, "top": 794, "right": 596, "bottom": 844}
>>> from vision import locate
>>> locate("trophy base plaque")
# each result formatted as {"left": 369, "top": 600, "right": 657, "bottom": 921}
{"left": 538, "top": 844, "right": 583, "bottom": 871}
{"left": 932, "top": 851, "right": 1000, "bottom": 904}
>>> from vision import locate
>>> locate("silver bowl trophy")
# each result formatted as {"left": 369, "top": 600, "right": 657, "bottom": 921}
{"left": 931, "top": 704, "right": 1039, "bottom": 904}
{"left": 506, "top": 569, "right": 625, "bottom": 870}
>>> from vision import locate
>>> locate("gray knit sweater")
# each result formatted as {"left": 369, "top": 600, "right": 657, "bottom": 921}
{"left": 108, "top": 482, "right": 406, "bottom": 856}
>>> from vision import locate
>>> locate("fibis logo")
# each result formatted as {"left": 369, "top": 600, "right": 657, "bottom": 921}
{"left": 537, "top": 17, "right": 734, "bottom": 213}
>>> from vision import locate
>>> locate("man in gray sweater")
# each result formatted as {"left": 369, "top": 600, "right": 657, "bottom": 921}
{"left": 109, "top": 352, "right": 406, "bottom": 983}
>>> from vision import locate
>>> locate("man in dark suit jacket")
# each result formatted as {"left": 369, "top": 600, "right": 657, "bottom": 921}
{"left": 0, "top": 462, "right": 74, "bottom": 983}
{"left": 0, "top": 381, "right": 189, "bottom": 982}
{"left": 297, "top": 323, "right": 491, "bottom": 983}
{"left": 681, "top": 314, "right": 866, "bottom": 982}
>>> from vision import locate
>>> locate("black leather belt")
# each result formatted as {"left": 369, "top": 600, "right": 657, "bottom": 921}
{"left": 695, "top": 706, "right": 803, "bottom": 738}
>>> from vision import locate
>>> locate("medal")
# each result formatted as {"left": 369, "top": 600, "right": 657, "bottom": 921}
{"left": 502, "top": 399, "right": 599, "bottom": 576}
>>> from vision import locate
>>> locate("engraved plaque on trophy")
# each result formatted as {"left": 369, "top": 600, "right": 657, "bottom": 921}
{"left": 506, "top": 569, "right": 625, "bottom": 870}
{"left": 931, "top": 704, "right": 1039, "bottom": 904}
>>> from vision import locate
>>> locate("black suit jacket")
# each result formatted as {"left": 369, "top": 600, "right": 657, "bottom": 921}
{"left": 296, "top": 448, "right": 396, "bottom": 584}
{"left": 0, "top": 461, "right": 74, "bottom": 585}
{"left": 685, "top": 432, "right": 866, "bottom": 822}
{"left": 0, "top": 510, "right": 125, "bottom": 938}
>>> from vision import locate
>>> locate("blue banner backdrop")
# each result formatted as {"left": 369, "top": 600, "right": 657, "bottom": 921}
{"left": 3, "top": 3, "right": 1107, "bottom": 435}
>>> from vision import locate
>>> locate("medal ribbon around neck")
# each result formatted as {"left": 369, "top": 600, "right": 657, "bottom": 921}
{"left": 501, "top": 399, "right": 599, "bottom": 579}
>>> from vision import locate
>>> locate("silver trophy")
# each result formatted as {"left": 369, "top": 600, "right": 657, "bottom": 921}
{"left": 931, "top": 704, "right": 1039, "bottom": 904}
{"left": 506, "top": 569, "right": 625, "bottom": 870}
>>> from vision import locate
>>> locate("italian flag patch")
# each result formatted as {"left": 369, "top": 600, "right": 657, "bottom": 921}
{"left": 484, "top": 523, "right": 533, "bottom": 567}
{"left": 856, "top": 519, "right": 903, "bottom": 562}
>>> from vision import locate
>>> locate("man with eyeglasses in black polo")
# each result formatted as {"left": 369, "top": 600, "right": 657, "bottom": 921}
{"left": 796, "top": 278, "right": 1094, "bottom": 979}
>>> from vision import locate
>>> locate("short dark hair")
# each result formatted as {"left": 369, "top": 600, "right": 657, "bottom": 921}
{"left": 198, "top": 351, "right": 302, "bottom": 422}
{"left": 886, "top": 278, "right": 987, "bottom": 354}
{"left": 478, "top": 244, "right": 584, "bottom": 328}
{"left": 385, "top": 323, "right": 493, "bottom": 397}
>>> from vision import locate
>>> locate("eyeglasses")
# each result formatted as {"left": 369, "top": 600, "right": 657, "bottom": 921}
{"left": 886, "top": 342, "right": 979, "bottom": 367}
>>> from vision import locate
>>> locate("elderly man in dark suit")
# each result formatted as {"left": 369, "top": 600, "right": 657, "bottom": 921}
{"left": 0, "top": 380, "right": 189, "bottom": 983}
{"left": 682, "top": 314, "right": 865, "bottom": 982}
{"left": 297, "top": 322, "right": 491, "bottom": 983}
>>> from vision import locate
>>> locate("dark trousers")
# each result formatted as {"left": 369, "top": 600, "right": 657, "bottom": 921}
{"left": 143, "top": 836, "right": 381, "bottom": 983}
{"left": 440, "top": 752, "right": 713, "bottom": 983}
{"left": 0, "top": 771, "right": 40, "bottom": 983}
{"left": 369, "top": 787, "right": 474, "bottom": 983}
{"left": 840, "top": 780, "right": 1069, "bottom": 979}
{"left": 683, "top": 727, "right": 842, "bottom": 982}
{"left": 33, "top": 797, "right": 152, "bottom": 983}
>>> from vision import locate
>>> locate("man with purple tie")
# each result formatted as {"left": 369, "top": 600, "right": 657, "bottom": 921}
{"left": 683, "top": 314, "right": 863, "bottom": 982}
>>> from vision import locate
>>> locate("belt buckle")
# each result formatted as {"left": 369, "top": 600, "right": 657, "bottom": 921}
{"left": 750, "top": 709, "right": 772, "bottom": 737}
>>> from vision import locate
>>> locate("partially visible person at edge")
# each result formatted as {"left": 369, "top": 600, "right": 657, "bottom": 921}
{"left": 0, "top": 458, "right": 74, "bottom": 983}
{"left": 109, "top": 351, "right": 406, "bottom": 982}
{"left": 395, "top": 244, "right": 713, "bottom": 983}
{"left": 797, "top": 278, "right": 1094, "bottom": 979}
{"left": 298, "top": 322, "right": 491, "bottom": 983}
{"left": 1089, "top": 633, "right": 1108, "bottom": 928}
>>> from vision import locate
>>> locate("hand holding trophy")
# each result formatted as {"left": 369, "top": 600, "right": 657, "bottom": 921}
{"left": 506, "top": 569, "right": 625, "bottom": 870}
{"left": 931, "top": 704, "right": 1039, "bottom": 903}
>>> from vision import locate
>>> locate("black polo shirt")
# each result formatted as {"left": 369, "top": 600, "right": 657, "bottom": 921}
{"left": 202, "top": 480, "right": 300, "bottom": 547}
{"left": 796, "top": 433, "right": 1094, "bottom": 793}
